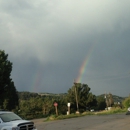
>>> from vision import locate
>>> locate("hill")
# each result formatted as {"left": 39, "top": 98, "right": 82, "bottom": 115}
{"left": 97, "top": 94, "right": 126, "bottom": 103}
{"left": 18, "top": 91, "right": 126, "bottom": 103}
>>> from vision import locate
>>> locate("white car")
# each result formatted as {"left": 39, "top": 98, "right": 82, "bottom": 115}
{"left": 0, "top": 111, "right": 37, "bottom": 130}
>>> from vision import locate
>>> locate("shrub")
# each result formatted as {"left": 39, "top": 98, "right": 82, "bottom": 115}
{"left": 122, "top": 97, "right": 130, "bottom": 108}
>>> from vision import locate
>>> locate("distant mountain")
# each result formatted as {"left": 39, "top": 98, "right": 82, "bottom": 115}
{"left": 38, "top": 92, "right": 67, "bottom": 96}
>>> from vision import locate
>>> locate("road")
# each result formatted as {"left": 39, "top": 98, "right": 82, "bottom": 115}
{"left": 33, "top": 113, "right": 130, "bottom": 130}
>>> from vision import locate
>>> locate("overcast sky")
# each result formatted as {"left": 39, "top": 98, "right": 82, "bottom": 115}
{"left": 1, "top": 0, "right": 130, "bottom": 97}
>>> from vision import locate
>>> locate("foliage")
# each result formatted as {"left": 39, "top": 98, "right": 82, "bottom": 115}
{"left": 122, "top": 97, "right": 130, "bottom": 108}
{"left": 18, "top": 92, "right": 68, "bottom": 115}
{"left": 45, "top": 108, "right": 126, "bottom": 122}
{"left": 52, "top": 97, "right": 68, "bottom": 115}
{"left": 96, "top": 108, "right": 126, "bottom": 115}
{"left": 17, "top": 91, "right": 127, "bottom": 119}
{"left": 18, "top": 97, "right": 43, "bottom": 119}
{"left": 96, "top": 96, "right": 106, "bottom": 110}
{"left": 67, "top": 83, "right": 97, "bottom": 112}
{"left": 105, "top": 93, "right": 114, "bottom": 107}
{"left": 97, "top": 94, "right": 125, "bottom": 103}
{"left": 0, "top": 50, "right": 19, "bottom": 110}
{"left": 18, "top": 93, "right": 68, "bottom": 119}
{"left": 46, "top": 113, "right": 83, "bottom": 121}
{"left": 18, "top": 92, "right": 40, "bottom": 100}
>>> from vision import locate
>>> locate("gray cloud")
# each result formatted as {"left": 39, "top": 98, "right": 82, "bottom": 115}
{"left": 1, "top": 0, "right": 130, "bottom": 96}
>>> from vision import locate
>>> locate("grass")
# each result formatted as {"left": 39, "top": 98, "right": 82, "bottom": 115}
{"left": 45, "top": 113, "right": 83, "bottom": 121}
{"left": 95, "top": 108, "right": 126, "bottom": 115}
{"left": 45, "top": 108, "right": 127, "bottom": 122}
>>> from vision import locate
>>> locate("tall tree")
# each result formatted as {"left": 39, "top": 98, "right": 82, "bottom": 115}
{"left": 42, "top": 97, "right": 54, "bottom": 115}
{"left": 108, "top": 93, "right": 114, "bottom": 107}
{"left": 67, "top": 83, "right": 97, "bottom": 112}
{"left": 105, "top": 93, "right": 114, "bottom": 108}
{"left": 0, "top": 50, "right": 19, "bottom": 110}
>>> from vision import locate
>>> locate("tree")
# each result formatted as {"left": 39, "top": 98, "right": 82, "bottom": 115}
{"left": 122, "top": 97, "right": 130, "bottom": 108}
{"left": 18, "top": 92, "right": 40, "bottom": 100}
{"left": 4, "top": 81, "right": 19, "bottom": 110}
{"left": 0, "top": 50, "right": 19, "bottom": 110}
{"left": 96, "top": 96, "right": 106, "bottom": 110}
{"left": 67, "top": 83, "right": 97, "bottom": 112}
{"left": 105, "top": 93, "right": 114, "bottom": 108}
{"left": 42, "top": 97, "right": 53, "bottom": 115}
{"left": 108, "top": 93, "right": 114, "bottom": 107}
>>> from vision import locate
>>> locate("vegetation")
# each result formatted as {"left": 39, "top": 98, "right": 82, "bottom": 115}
{"left": 17, "top": 92, "right": 68, "bottom": 119}
{"left": 0, "top": 50, "right": 128, "bottom": 120}
{"left": 105, "top": 93, "right": 114, "bottom": 107}
{"left": 16, "top": 91, "right": 126, "bottom": 119}
{"left": 96, "top": 96, "right": 106, "bottom": 110}
{"left": 0, "top": 50, "right": 19, "bottom": 110}
{"left": 15, "top": 83, "right": 98, "bottom": 119}
{"left": 122, "top": 96, "right": 130, "bottom": 109}
{"left": 67, "top": 83, "right": 97, "bottom": 113}
{"left": 96, "top": 108, "right": 126, "bottom": 115}
{"left": 45, "top": 107, "right": 126, "bottom": 121}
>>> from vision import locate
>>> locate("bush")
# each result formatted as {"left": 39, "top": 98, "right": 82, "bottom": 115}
{"left": 122, "top": 97, "right": 130, "bottom": 108}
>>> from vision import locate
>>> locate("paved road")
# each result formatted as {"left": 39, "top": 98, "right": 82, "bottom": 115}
{"left": 33, "top": 113, "right": 130, "bottom": 130}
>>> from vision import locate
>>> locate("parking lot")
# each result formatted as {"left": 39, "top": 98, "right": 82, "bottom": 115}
{"left": 32, "top": 113, "right": 130, "bottom": 130}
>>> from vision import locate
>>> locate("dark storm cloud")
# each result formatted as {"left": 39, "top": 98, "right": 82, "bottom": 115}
{"left": 0, "top": 0, "right": 130, "bottom": 96}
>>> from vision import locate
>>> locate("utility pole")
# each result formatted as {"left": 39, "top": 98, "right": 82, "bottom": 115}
{"left": 74, "top": 81, "right": 79, "bottom": 113}
{"left": 104, "top": 93, "right": 107, "bottom": 110}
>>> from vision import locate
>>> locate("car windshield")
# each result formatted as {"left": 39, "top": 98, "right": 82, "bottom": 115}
{"left": 0, "top": 113, "right": 22, "bottom": 122}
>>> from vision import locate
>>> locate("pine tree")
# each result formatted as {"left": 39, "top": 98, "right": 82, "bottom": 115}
{"left": 0, "top": 50, "right": 19, "bottom": 110}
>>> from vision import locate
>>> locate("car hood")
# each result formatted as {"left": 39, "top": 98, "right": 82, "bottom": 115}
{"left": 3, "top": 120, "right": 33, "bottom": 127}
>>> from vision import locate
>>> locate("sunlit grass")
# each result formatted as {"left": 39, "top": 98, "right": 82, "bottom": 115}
{"left": 95, "top": 108, "right": 126, "bottom": 115}
{"left": 45, "top": 108, "right": 127, "bottom": 122}
{"left": 45, "top": 113, "right": 82, "bottom": 121}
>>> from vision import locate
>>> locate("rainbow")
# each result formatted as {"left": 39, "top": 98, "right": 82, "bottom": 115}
{"left": 31, "top": 66, "right": 43, "bottom": 92}
{"left": 76, "top": 44, "right": 96, "bottom": 83}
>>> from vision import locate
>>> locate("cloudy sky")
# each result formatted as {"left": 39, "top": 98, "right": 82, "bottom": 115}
{"left": 0, "top": 0, "right": 130, "bottom": 97}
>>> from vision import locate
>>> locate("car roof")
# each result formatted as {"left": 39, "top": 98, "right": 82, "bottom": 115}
{"left": 0, "top": 111, "right": 12, "bottom": 114}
